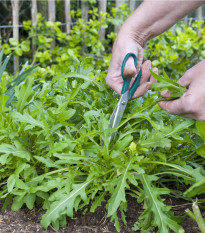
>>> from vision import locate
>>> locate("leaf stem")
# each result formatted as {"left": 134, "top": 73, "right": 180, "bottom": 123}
{"left": 185, "top": 209, "right": 196, "bottom": 221}
{"left": 192, "top": 200, "right": 205, "bottom": 233}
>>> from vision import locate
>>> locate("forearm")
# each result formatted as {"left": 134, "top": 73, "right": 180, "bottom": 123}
{"left": 119, "top": 0, "right": 205, "bottom": 46}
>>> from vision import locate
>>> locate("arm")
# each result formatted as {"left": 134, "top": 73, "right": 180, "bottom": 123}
{"left": 122, "top": 0, "right": 204, "bottom": 46}
{"left": 106, "top": 0, "right": 205, "bottom": 98}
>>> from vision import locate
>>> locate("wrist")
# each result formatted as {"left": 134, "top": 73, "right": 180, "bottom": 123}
{"left": 119, "top": 24, "right": 151, "bottom": 47}
{"left": 118, "top": 12, "right": 153, "bottom": 47}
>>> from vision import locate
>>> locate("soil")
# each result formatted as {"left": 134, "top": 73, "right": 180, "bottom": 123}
{"left": 0, "top": 195, "right": 200, "bottom": 233}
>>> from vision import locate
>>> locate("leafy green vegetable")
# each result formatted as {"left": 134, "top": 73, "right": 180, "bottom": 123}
{"left": 150, "top": 69, "right": 187, "bottom": 98}
{"left": 0, "top": 10, "right": 205, "bottom": 233}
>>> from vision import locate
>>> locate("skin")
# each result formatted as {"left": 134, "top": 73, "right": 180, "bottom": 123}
{"left": 106, "top": 0, "right": 205, "bottom": 120}
{"left": 159, "top": 60, "right": 205, "bottom": 121}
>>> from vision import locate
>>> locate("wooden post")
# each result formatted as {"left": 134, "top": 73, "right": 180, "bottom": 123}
{"left": 48, "top": 0, "right": 56, "bottom": 23}
{"left": 48, "top": 0, "right": 56, "bottom": 48}
{"left": 82, "top": 0, "right": 89, "bottom": 22}
{"left": 31, "top": 0, "right": 37, "bottom": 58}
{"left": 11, "top": 0, "right": 19, "bottom": 73}
{"left": 98, "top": 0, "right": 107, "bottom": 41}
{"left": 114, "top": 0, "right": 121, "bottom": 33}
{"left": 129, "top": 0, "right": 135, "bottom": 12}
{"left": 38, "top": 0, "right": 48, "bottom": 20}
{"left": 115, "top": 0, "right": 120, "bottom": 10}
{"left": 196, "top": 6, "right": 202, "bottom": 36}
{"left": 196, "top": 6, "right": 202, "bottom": 20}
{"left": 31, "top": 0, "right": 37, "bottom": 26}
{"left": 65, "top": 0, "right": 71, "bottom": 34}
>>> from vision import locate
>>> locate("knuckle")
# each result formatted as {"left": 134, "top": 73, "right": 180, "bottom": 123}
{"left": 184, "top": 69, "right": 194, "bottom": 79}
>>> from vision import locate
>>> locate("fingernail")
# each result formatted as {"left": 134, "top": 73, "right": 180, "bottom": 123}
{"left": 161, "top": 90, "right": 168, "bottom": 95}
{"left": 152, "top": 67, "right": 158, "bottom": 73}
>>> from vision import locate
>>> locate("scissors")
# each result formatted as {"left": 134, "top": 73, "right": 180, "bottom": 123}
{"left": 109, "top": 53, "right": 142, "bottom": 144}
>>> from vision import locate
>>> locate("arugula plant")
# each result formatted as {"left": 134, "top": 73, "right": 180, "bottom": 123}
{"left": 0, "top": 49, "right": 205, "bottom": 233}
{"left": 150, "top": 69, "right": 187, "bottom": 98}
{"left": 0, "top": 5, "right": 205, "bottom": 232}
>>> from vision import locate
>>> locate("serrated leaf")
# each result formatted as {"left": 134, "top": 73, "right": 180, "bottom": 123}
{"left": 196, "top": 121, "right": 205, "bottom": 142}
{"left": 140, "top": 132, "right": 171, "bottom": 148}
{"left": 138, "top": 174, "right": 183, "bottom": 233}
{"left": 90, "top": 191, "right": 106, "bottom": 212}
{"left": 34, "top": 156, "right": 61, "bottom": 168}
{"left": 15, "top": 76, "right": 35, "bottom": 113}
{"left": 184, "top": 179, "right": 205, "bottom": 197}
{"left": 150, "top": 69, "right": 186, "bottom": 97}
{"left": 196, "top": 145, "right": 205, "bottom": 156}
{"left": 165, "top": 119, "right": 194, "bottom": 138}
{"left": 54, "top": 73, "right": 105, "bottom": 91}
{"left": 12, "top": 112, "right": 44, "bottom": 130}
{"left": 107, "top": 158, "right": 134, "bottom": 217}
{"left": 113, "top": 135, "right": 133, "bottom": 151}
{"left": 41, "top": 178, "right": 93, "bottom": 229}
{"left": 0, "top": 141, "right": 30, "bottom": 160}
{"left": 6, "top": 64, "right": 38, "bottom": 107}
{"left": 57, "top": 109, "right": 76, "bottom": 122}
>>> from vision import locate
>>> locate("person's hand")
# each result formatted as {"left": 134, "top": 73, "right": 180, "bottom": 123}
{"left": 159, "top": 60, "right": 205, "bottom": 121}
{"left": 106, "top": 34, "right": 157, "bottom": 98}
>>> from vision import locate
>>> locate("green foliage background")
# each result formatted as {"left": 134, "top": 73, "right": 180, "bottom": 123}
{"left": 0, "top": 4, "right": 205, "bottom": 233}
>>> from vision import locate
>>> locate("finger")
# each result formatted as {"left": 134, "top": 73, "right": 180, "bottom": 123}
{"left": 158, "top": 98, "right": 185, "bottom": 115}
{"left": 177, "top": 70, "right": 193, "bottom": 87}
{"left": 131, "top": 67, "right": 158, "bottom": 98}
{"left": 150, "top": 76, "right": 157, "bottom": 84}
{"left": 106, "top": 75, "right": 123, "bottom": 95}
{"left": 160, "top": 90, "right": 172, "bottom": 98}
{"left": 123, "top": 56, "right": 137, "bottom": 78}
{"left": 140, "top": 60, "right": 151, "bottom": 83}
{"left": 136, "top": 47, "right": 143, "bottom": 73}
{"left": 181, "top": 112, "right": 205, "bottom": 121}
{"left": 180, "top": 113, "right": 196, "bottom": 119}
{"left": 150, "top": 67, "right": 158, "bottom": 84}
{"left": 131, "top": 82, "right": 151, "bottom": 98}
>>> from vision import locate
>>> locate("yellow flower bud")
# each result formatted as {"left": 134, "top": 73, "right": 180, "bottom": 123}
{"left": 129, "top": 142, "right": 136, "bottom": 152}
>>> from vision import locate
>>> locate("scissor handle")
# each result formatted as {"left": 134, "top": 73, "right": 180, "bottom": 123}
{"left": 121, "top": 53, "right": 142, "bottom": 100}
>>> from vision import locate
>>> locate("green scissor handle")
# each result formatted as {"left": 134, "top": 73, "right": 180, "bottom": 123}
{"left": 121, "top": 53, "right": 142, "bottom": 100}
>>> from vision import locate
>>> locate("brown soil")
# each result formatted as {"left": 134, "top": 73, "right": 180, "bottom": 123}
{"left": 0, "top": 195, "right": 200, "bottom": 233}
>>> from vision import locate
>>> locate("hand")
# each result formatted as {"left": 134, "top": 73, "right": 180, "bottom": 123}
{"left": 106, "top": 34, "right": 156, "bottom": 98}
{"left": 158, "top": 60, "right": 205, "bottom": 121}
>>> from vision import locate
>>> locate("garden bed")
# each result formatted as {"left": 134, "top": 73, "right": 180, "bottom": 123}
{"left": 0, "top": 196, "right": 199, "bottom": 233}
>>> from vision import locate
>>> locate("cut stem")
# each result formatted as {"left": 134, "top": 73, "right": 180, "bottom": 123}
{"left": 192, "top": 200, "right": 205, "bottom": 233}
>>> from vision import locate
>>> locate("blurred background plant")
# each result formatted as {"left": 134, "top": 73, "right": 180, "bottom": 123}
{"left": 0, "top": 1, "right": 205, "bottom": 232}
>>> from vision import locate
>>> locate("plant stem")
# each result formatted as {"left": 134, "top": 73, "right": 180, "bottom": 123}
{"left": 192, "top": 200, "right": 205, "bottom": 233}
{"left": 185, "top": 208, "right": 196, "bottom": 221}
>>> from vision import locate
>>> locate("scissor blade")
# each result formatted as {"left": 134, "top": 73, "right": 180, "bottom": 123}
{"left": 109, "top": 104, "right": 119, "bottom": 128}
{"left": 109, "top": 91, "right": 129, "bottom": 144}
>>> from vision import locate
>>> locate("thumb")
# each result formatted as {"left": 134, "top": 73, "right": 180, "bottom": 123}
{"left": 123, "top": 56, "right": 137, "bottom": 78}
{"left": 158, "top": 98, "right": 185, "bottom": 115}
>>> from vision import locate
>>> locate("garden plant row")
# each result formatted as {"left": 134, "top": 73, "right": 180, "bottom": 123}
{"left": 0, "top": 5, "right": 205, "bottom": 233}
